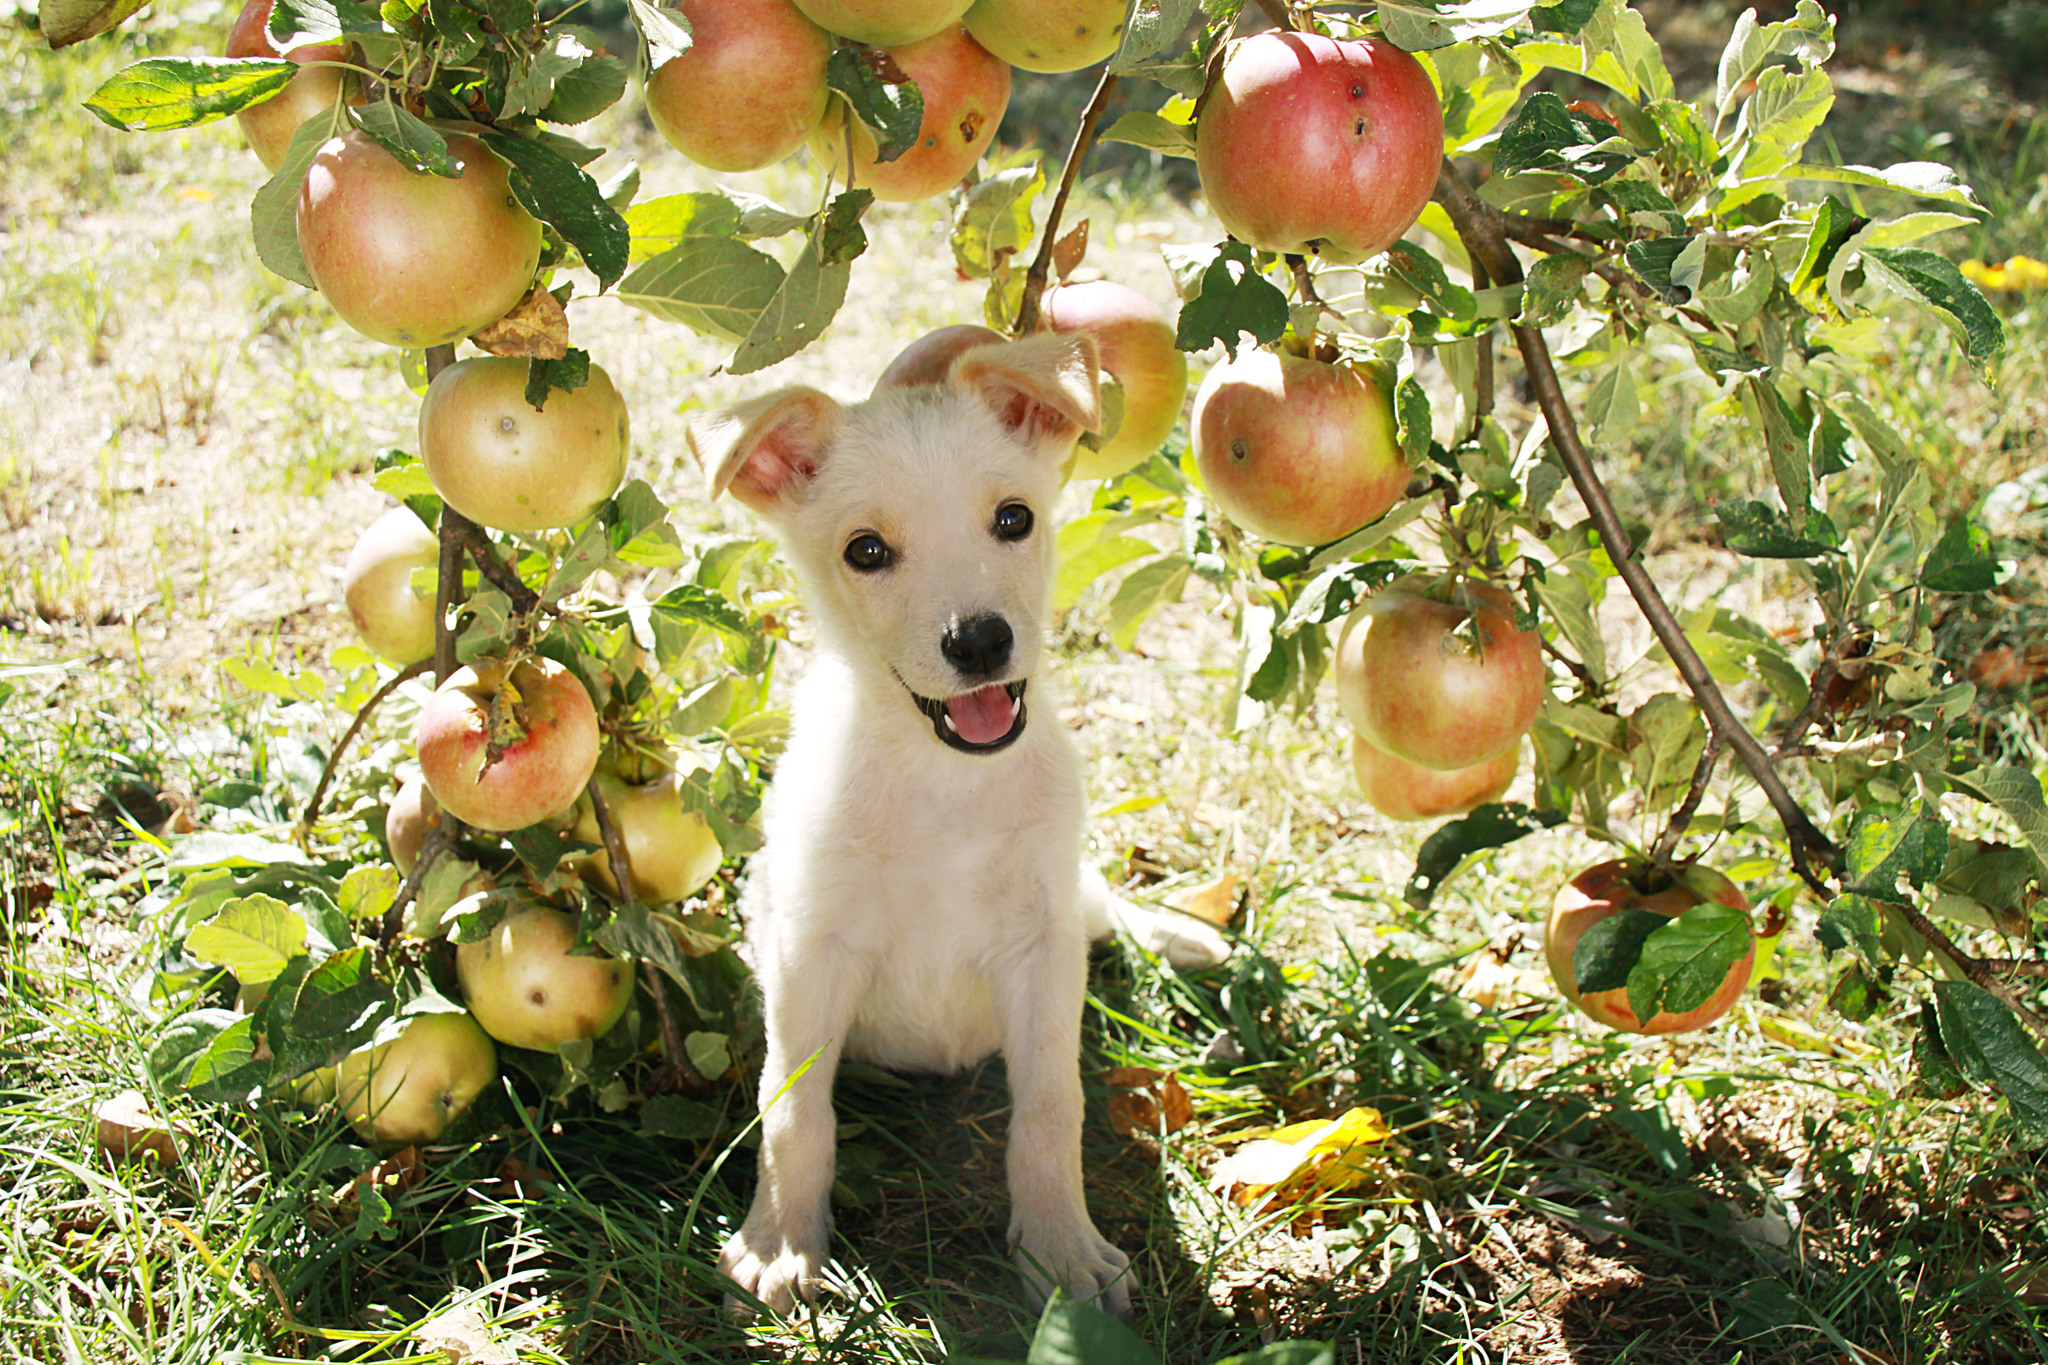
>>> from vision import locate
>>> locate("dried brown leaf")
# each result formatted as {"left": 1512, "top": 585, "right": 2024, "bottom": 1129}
{"left": 469, "top": 287, "right": 570, "bottom": 360}
{"left": 95, "top": 1089, "right": 187, "bottom": 1167}
{"left": 1052, "top": 219, "right": 1090, "bottom": 283}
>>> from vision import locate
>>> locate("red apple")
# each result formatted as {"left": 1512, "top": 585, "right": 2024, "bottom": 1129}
{"left": 1349, "top": 734, "right": 1517, "bottom": 822}
{"left": 571, "top": 769, "right": 724, "bottom": 905}
{"left": 415, "top": 656, "right": 599, "bottom": 832}
{"left": 872, "top": 323, "right": 1008, "bottom": 393}
{"left": 1196, "top": 31, "right": 1442, "bottom": 260}
{"left": 383, "top": 777, "right": 442, "bottom": 876}
{"left": 297, "top": 126, "right": 542, "bottom": 347}
{"left": 225, "top": 0, "right": 360, "bottom": 173}
{"left": 963, "top": 0, "right": 1125, "bottom": 72}
{"left": 1043, "top": 281, "right": 1188, "bottom": 481}
{"left": 792, "top": 0, "right": 973, "bottom": 46}
{"left": 646, "top": 0, "right": 832, "bottom": 172}
{"left": 1546, "top": 860, "right": 1755, "bottom": 1035}
{"left": 456, "top": 904, "right": 635, "bottom": 1052}
{"left": 418, "top": 357, "right": 630, "bottom": 533}
{"left": 1192, "top": 347, "right": 1407, "bottom": 545}
{"left": 1338, "top": 581, "right": 1544, "bottom": 771}
{"left": 342, "top": 506, "right": 439, "bottom": 664}
{"left": 809, "top": 26, "right": 1011, "bottom": 203}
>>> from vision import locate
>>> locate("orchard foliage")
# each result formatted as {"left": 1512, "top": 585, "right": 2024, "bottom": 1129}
{"left": 51, "top": 0, "right": 2048, "bottom": 1152}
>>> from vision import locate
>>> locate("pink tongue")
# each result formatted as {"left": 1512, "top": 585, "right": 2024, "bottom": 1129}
{"left": 945, "top": 684, "right": 1016, "bottom": 744}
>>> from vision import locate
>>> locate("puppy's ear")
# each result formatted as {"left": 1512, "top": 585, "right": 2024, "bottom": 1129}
{"left": 949, "top": 332, "right": 1102, "bottom": 456}
{"left": 686, "top": 388, "right": 842, "bottom": 515}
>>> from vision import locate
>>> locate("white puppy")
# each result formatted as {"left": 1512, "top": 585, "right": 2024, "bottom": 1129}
{"left": 686, "top": 332, "right": 1228, "bottom": 1319}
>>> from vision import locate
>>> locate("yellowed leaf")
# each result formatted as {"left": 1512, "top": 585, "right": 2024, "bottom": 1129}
{"left": 1963, "top": 256, "right": 2048, "bottom": 291}
{"left": 469, "top": 287, "right": 570, "bottom": 358}
{"left": 1166, "top": 872, "right": 1242, "bottom": 927}
{"left": 1210, "top": 1106, "right": 1393, "bottom": 1208}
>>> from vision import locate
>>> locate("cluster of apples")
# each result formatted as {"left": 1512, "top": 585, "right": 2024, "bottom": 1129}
{"left": 644, "top": 0, "right": 1128, "bottom": 198}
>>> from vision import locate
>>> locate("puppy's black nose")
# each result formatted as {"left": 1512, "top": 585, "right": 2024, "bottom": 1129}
{"left": 942, "top": 613, "right": 1013, "bottom": 676}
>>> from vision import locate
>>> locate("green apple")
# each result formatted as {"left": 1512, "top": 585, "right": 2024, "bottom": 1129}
{"left": 456, "top": 904, "right": 635, "bottom": 1052}
{"left": 572, "top": 770, "right": 724, "bottom": 904}
{"left": 335, "top": 1012, "right": 498, "bottom": 1146}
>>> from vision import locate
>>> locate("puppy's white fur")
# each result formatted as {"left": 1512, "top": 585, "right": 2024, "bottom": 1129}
{"left": 687, "top": 333, "right": 1228, "bottom": 1319}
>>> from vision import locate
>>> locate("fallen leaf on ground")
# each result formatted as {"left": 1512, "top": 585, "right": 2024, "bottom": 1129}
{"left": 1210, "top": 1106, "right": 1394, "bottom": 1210}
{"left": 414, "top": 1305, "right": 524, "bottom": 1365}
{"left": 1106, "top": 1067, "right": 1193, "bottom": 1137}
{"left": 95, "top": 1089, "right": 188, "bottom": 1167}
{"left": 1166, "top": 872, "right": 1242, "bottom": 927}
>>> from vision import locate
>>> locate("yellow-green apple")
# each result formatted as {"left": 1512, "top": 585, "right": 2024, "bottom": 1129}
{"left": 456, "top": 904, "right": 635, "bottom": 1052}
{"left": 225, "top": 0, "right": 360, "bottom": 172}
{"left": 383, "top": 776, "right": 442, "bottom": 876}
{"left": 1192, "top": 347, "right": 1408, "bottom": 545}
{"left": 646, "top": 0, "right": 832, "bottom": 171}
{"left": 963, "top": 0, "right": 1124, "bottom": 71}
{"left": 1546, "top": 860, "right": 1755, "bottom": 1034}
{"left": 571, "top": 768, "right": 723, "bottom": 904}
{"left": 1043, "top": 280, "right": 1187, "bottom": 480}
{"left": 342, "top": 507, "right": 439, "bottom": 664}
{"left": 415, "top": 657, "right": 599, "bottom": 832}
{"left": 418, "top": 357, "right": 629, "bottom": 533}
{"left": 1338, "top": 580, "right": 1544, "bottom": 771}
{"left": 335, "top": 1011, "right": 498, "bottom": 1146}
{"left": 810, "top": 26, "right": 1010, "bottom": 203}
{"left": 297, "top": 127, "right": 542, "bottom": 346}
{"left": 1350, "top": 734, "right": 1518, "bottom": 822}
{"left": 791, "top": 0, "right": 973, "bottom": 45}
{"left": 871, "top": 323, "right": 1007, "bottom": 393}
{"left": 1196, "top": 31, "right": 1442, "bottom": 260}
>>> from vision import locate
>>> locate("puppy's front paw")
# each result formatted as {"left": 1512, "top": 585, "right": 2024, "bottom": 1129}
{"left": 1012, "top": 1223, "right": 1132, "bottom": 1319}
{"left": 719, "top": 1219, "right": 828, "bottom": 1319}
{"left": 1111, "top": 898, "right": 1232, "bottom": 971}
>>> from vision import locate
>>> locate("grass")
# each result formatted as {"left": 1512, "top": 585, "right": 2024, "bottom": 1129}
{"left": 7, "top": 2, "right": 2048, "bottom": 1362}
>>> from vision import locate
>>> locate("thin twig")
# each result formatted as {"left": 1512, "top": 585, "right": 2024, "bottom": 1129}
{"left": 1470, "top": 256, "right": 1494, "bottom": 437}
{"left": 426, "top": 343, "right": 462, "bottom": 685}
{"left": 1433, "top": 159, "right": 1841, "bottom": 896}
{"left": 1014, "top": 68, "right": 1120, "bottom": 336}
{"left": 295, "top": 660, "right": 429, "bottom": 842}
{"left": 1774, "top": 625, "right": 1868, "bottom": 758}
{"left": 588, "top": 778, "right": 707, "bottom": 1092}
{"left": 381, "top": 819, "right": 457, "bottom": 945}
{"left": 1652, "top": 730, "right": 1723, "bottom": 866}
{"left": 1892, "top": 898, "right": 2048, "bottom": 1039}
{"left": 1979, "top": 959, "right": 2048, "bottom": 978}
{"left": 446, "top": 510, "right": 540, "bottom": 616}
{"left": 584, "top": 778, "right": 638, "bottom": 905}
{"left": 1541, "top": 636, "right": 1600, "bottom": 693}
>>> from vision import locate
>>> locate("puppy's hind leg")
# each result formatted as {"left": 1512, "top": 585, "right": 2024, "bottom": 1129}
{"left": 1077, "top": 864, "right": 1231, "bottom": 971}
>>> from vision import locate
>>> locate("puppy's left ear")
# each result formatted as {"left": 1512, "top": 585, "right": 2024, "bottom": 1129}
{"left": 949, "top": 332, "right": 1102, "bottom": 457}
{"left": 686, "top": 388, "right": 842, "bottom": 516}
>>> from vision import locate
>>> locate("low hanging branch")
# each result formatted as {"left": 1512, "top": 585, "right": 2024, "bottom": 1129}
{"left": 1431, "top": 160, "right": 1842, "bottom": 896}
{"left": 1013, "top": 68, "right": 1119, "bottom": 336}
{"left": 1651, "top": 730, "right": 1724, "bottom": 867}
{"left": 1892, "top": 898, "right": 2048, "bottom": 1037}
{"left": 426, "top": 343, "right": 465, "bottom": 686}
{"left": 294, "top": 659, "right": 429, "bottom": 843}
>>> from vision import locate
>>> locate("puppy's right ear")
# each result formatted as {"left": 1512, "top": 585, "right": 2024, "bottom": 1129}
{"left": 686, "top": 388, "right": 842, "bottom": 516}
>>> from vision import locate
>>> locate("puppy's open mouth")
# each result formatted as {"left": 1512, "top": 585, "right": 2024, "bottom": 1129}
{"left": 907, "top": 679, "right": 1028, "bottom": 754}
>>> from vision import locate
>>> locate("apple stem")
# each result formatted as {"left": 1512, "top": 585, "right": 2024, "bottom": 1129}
{"left": 1252, "top": 0, "right": 1299, "bottom": 32}
{"left": 1431, "top": 158, "right": 1842, "bottom": 898}
{"left": 294, "top": 659, "right": 429, "bottom": 846}
{"left": 1650, "top": 729, "right": 1723, "bottom": 867}
{"left": 1013, "top": 68, "right": 1120, "bottom": 337}
{"left": 1891, "top": 897, "right": 2048, "bottom": 1040}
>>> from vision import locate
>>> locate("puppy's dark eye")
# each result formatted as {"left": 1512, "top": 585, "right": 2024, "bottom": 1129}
{"left": 844, "top": 533, "right": 893, "bottom": 572}
{"left": 993, "top": 502, "right": 1034, "bottom": 542}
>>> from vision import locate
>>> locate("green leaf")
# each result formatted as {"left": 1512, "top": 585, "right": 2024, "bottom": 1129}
{"left": 186, "top": 894, "right": 308, "bottom": 985}
{"left": 607, "top": 479, "right": 685, "bottom": 568}
{"left": 593, "top": 901, "right": 700, "bottom": 1012}
{"left": 1108, "top": 556, "right": 1191, "bottom": 651}
{"left": 1027, "top": 1292, "right": 1159, "bottom": 1365}
{"left": 39, "top": 0, "right": 152, "bottom": 48}
{"left": 623, "top": 189, "right": 809, "bottom": 261}
{"left": 1531, "top": 0, "right": 1599, "bottom": 34}
{"left": 1845, "top": 801, "right": 1948, "bottom": 895}
{"left": 639, "top": 1094, "right": 726, "bottom": 1139}
{"left": 1572, "top": 906, "right": 1668, "bottom": 994}
{"left": 182, "top": 1014, "right": 266, "bottom": 1103}
{"left": 1383, "top": 241, "right": 1476, "bottom": 320}
{"left": 684, "top": 1030, "right": 730, "bottom": 1078}
{"left": 1624, "top": 236, "right": 1696, "bottom": 303}
{"left": 1109, "top": 0, "right": 1200, "bottom": 72}
{"left": 729, "top": 238, "right": 852, "bottom": 376}
{"left": 1492, "top": 91, "right": 1634, "bottom": 185}
{"left": 1518, "top": 251, "right": 1591, "bottom": 326}
{"left": 818, "top": 188, "right": 872, "bottom": 267}
{"left": 1714, "top": 500, "right": 1841, "bottom": 558}
{"left": 650, "top": 582, "right": 767, "bottom": 673}
{"left": 348, "top": 101, "right": 457, "bottom": 176}
{"left": 1100, "top": 111, "right": 1196, "bottom": 159}
{"left": 1816, "top": 892, "right": 1883, "bottom": 970}
{"left": 1938, "top": 842, "right": 2040, "bottom": 917}
{"left": 1789, "top": 160, "right": 1985, "bottom": 211}
{"left": 626, "top": 0, "right": 692, "bottom": 67}
{"left": 1625, "top": 902, "right": 1753, "bottom": 1023}
{"left": 541, "top": 49, "right": 629, "bottom": 127}
{"left": 86, "top": 56, "right": 297, "bottom": 132}
{"left": 477, "top": 130, "right": 631, "bottom": 291}
{"left": 525, "top": 347, "right": 590, "bottom": 410}
{"left": 265, "top": 946, "right": 395, "bottom": 1077}
{"left": 1627, "top": 692, "right": 1705, "bottom": 813}
{"left": 1376, "top": 0, "right": 1531, "bottom": 52}
{"left": 1175, "top": 241, "right": 1288, "bottom": 358}
{"left": 1921, "top": 516, "right": 2000, "bottom": 593}
{"left": 502, "top": 28, "right": 598, "bottom": 120}
{"left": 1914, "top": 1003, "right": 1967, "bottom": 1098}
{"left": 1932, "top": 981, "right": 2048, "bottom": 1142}
{"left": 1057, "top": 535, "right": 1158, "bottom": 612}
{"left": 1583, "top": 360, "right": 1638, "bottom": 443}
{"left": 1725, "top": 64, "right": 1833, "bottom": 187}
{"left": 1394, "top": 374, "right": 1432, "bottom": 462}
{"left": 1742, "top": 377, "right": 1811, "bottom": 514}
{"left": 1948, "top": 768, "right": 2048, "bottom": 880}
{"left": 338, "top": 864, "right": 398, "bottom": 926}
{"left": 1597, "top": 177, "right": 1685, "bottom": 234}
{"left": 617, "top": 235, "right": 786, "bottom": 343}
{"left": 952, "top": 163, "right": 1044, "bottom": 279}
{"left": 825, "top": 45, "right": 924, "bottom": 164}
{"left": 1714, "top": 0, "right": 1834, "bottom": 119}
{"left": 1829, "top": 961, "right": 1880, "bottom": 1022}
{"left": 1860, "top": 248, "right": 2005, "bottom": 377}
{"left": 1405, "top": 803, "right": 1566, "bottom": 909}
